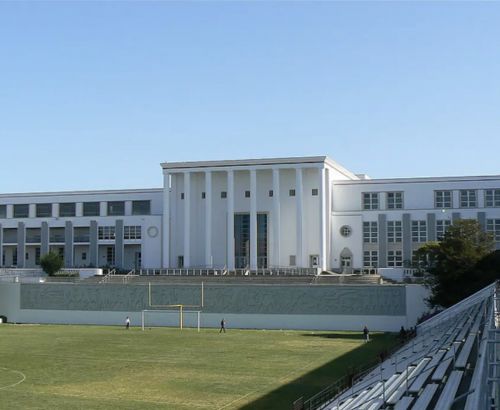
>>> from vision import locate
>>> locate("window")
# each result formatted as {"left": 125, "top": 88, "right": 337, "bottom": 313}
{"left": 340, "top": 225, "right": 352, "bottom": 237}
{"left": 387, "top": 250, "right": 403, "bottom": 267}
{"left": 363, "top": 251, "right": 378, "bottom": 268}
{"left": 245, "top": 191, "right": 251, "bottom": 198}
{"left": 82, "top": 252, "right": 87, "bottom": 261}
{"left": 132, "top": 200, "right": 151, "bottom": 215}
{"left": 412, "top": 221, "right": 427, "bottom": 242}
{"left": 180, "top": 193, "right": 185, "bottom": 200}
{"left": 36, "top": 203, "right": 52, "bottom": 218}
{"left": 289, "top": 255, "right": 296, "bottom": 266}
{"left": 59, "top": 203, "right": 76, "bottom": 217}
{"left": 485, "top": 189, "right": 500, "bottom": 207}
{"left": 13, "top": 204, "right": 29, "bottom": 218}
{"left": 436, "top": 219, "right": 451, "bottom": 240}
{"left": 35, "top": 248, "right": 41, "bottom": 265}
{"left": 412, "top": 250, "right": 426, "bottom": 268}
{"left": 98, "top": 226, "right": 115, "bottom": 240}
{"left": 107, "top": 201, "right": 125, "bottom": 216}
{"left": 269, "top": 190, "right": 273, "bottom": 197}
{"left": 289, "top": 189, "right": 296, "bottom": 197}
{"left": 0, "top": 205, "right": 7, "bottom": 218}
{"left": 387, "top": 192, "right": 403, "bottom": 209}
{"left": 83, "top": 202, "right": 100, "bottom": 217}
{"left": 387, "top": 221, "right": 402, "bottom": 243}
{"left": 201, "top": 192, "right": 206, "bottom": 199}
{"left": 363, "top": 193, "right": 379, "bottom": 210}
{"left": 363, "top": 221, "right": 378, "bottom": 243}
{"left": 124, "top": 226, "right": 141, "bottom": 240}
{"left": 460, "top": 190, "right": 477, "bottom": 208}
{"left": 312, "top": 188, "right": 319, "bottom": 196}
{"left": 435, "top": 191, "right": 452, "bottom": 208}
{"left": 106, "top": 246, "right": 115, "bottom": 266}
{"left": 486, "top": 219, "right": 500, "bottom": 241}
{"left": 221, "top": 191, "right": 227, "bottom": 199}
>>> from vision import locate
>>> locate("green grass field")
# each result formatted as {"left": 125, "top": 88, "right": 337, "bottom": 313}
{"left": 0, "top": 324, "right": 397, "bottom": 409}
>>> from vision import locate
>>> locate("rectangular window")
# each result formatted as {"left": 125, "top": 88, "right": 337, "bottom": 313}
{"left": 124, "top": 226, "right": 142, "bottom": 240}
{"left": 107, "top": 201, "right": 125, "bottom": 216}
{"left": 363, "top": 193, "right": 379, "bottom": 210}
{"left": 312, "top": 188, "right": 319, "bottom": 196}
{"left": 363, "top": 250, "right": 378, "bottom": 268}
{"left": 268, "top": 190, "right": 273, "bottom": 197}
{"left": 83, "top": 202, "right": 100, "bottom": 217}
{"left": 387, "top": 192, "right": 403, "bottom": 209}
{"left": 106, "top": 246, "right": 115, "bottom": 266}
{"left": 13, "top": 204, "right": 29, "bottom": 218}
{"left": 363, "top": 221, "right": 378, "bottom": 243}
{"left": 289, "top": 255, "right": 296, "bottom": 266}
{"left": 412, "top": 250, "right": 426, "bottom": 268}
{"left": 436, "top": 219, "right": 451, "bottom": 240}
{"left": 221, "top": 191, "right": 227, "bottom": 199}
{"left": 132, "top": 200, "right": 151, "bottom": 215}
{"left": 201, "top": 192, "right": 206, "bottom": 199}
{"left": 387, "top": 250, "right": 403, "bottom": 267}
{"left": 98, "top": 226, "right": 115, "bottom": 240}
{"left": 245, "top": 191, "right": 251, "bottom": 198}
{"left": 387, "top": 221, "right": 402, "bottom": 243}
{"left": 0, "top": 205, "right": 6, "bottom": 218}
{"left": 82, "top": 252, "right": 87, "bottom": 261}
{"left": 59, "top": 203, "right": 76, "bottom": 217}
{"left": 180, "top": 193, "right": 185, "bottom": 200}
{"left": 289, "top": 189, "right": 296, "bottom": 197}
{"left": 35, "top": 248, "right": 41, "bottom": 265}
{"left": 485, "top": 189, "right": 500, "bottom": 207}
{"left": 412, "top": 220, "right": 427, "bottom": 242}
{"left": 486, "top": 219, "right": 500, "bottom": 241}
{"left": 36, "top": 203, "right": 52, "bottom": 218}
{"left": 435, "top": 191, "right": 453, "bottom": 209}
{"left": 460, "top": 190, "right": 477, "bottom": 208}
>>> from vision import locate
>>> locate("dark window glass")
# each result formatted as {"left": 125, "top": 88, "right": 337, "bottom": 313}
{"left": 201, "top": 192, "right": 206, "bottom": 199}
{"left": 181, "top": 193, "right": 184, "bottom": 200}
{"left": 245, "top": 191, "right": 250, "bottom": 198}
{"left": 289, "top": 189, "right": 296, "bottom": 197}
{"left": 83, "top": 202, "right": 100, "bottom": 217}
{"left": 312, "top": 189, "right": 319, "bottom": 196}
{"left": 268, "top": 190, "right": 273, "bottom": 197}
{"left": 221, "top": 191, "right": 227, "bottom": 199}
{"left": 132, "top": 200, "right": 151, "bottom": 215}
{"left": 36, "top": 203, "right": 52, "bottom": 218}
{"left": 0, "top": 205, "right": 6, "bottom": 218}
{"left": 107, "top": 201, "right": 125, "bottom": 216}
{"left": 13, "top": 204, "right": 29, "bottom": 218}
{"left": 59, "top": 203, "right": 76, "bottom": 217}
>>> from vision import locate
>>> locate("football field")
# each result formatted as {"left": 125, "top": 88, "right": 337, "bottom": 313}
{"left": 0, "top": 324, "right": 397, "bottom": 409}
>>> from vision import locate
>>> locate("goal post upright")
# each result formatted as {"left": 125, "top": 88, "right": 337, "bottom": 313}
{"left": 141, "top": 309, "right": 202, "bottom": 332}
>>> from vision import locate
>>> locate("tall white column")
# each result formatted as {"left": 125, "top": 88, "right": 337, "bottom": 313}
{"left": 296, "top": 168, "right": 304, "bottom": 267}
{"left": 227, "top": 170, "right": 235, "bottom": 270}
{"left": 272, "top": 168, "right": 281, "bottom": 267}
{"left": 250, "top": 169, "right": 258, "bottom": 270}
{"left": 162, "top": 171, "right": 170, "bottom": 268}
{"left": 319, "top": 167, "right": 327, "bottom": 271}
{"left": 183, "top": 172, "right": 191, "bottom": 268}
{"left": 205, "top": 171, "right": 212, "bottom": 267}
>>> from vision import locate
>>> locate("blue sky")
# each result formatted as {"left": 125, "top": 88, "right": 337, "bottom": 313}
{"left": 1, "top": 1, "right": 499, "bottom": 192}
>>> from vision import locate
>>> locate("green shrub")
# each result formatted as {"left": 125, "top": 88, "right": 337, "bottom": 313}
{"left": 40, "top": 252, "right": 64, "bottom": 276}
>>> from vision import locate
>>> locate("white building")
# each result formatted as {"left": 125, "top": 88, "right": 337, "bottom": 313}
{"left": 1, "top": 156, "right": 500, "bottom": 272}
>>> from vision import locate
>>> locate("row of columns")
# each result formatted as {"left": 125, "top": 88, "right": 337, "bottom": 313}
{"left": 162, "top": 167, "right": 327, "bottom": 270}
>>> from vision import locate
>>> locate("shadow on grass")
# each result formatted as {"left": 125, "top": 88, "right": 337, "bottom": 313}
{"left": 300, "top": 332, "right": 368, "bottom": 340}
{"left": 239, "top": 332, "right": 398, "bottom": 410}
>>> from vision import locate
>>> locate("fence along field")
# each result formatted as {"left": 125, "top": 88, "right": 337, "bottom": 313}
{"left": 0, "top": 324, "right": 397, "bottom": 409}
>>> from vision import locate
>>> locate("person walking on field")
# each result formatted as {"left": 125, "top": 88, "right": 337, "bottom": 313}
{"left": 125, "top": 316, "right": 130, "bottom": 330}
{"left": 363, "top": 325, "right": 369, "bottom": 342}
{"left": 219, "top": 318, "right": 226, "bottom": 333}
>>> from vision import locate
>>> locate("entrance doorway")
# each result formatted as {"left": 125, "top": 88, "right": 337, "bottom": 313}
{"left": 234, "top": 213, "right": 268, "bottom": 269}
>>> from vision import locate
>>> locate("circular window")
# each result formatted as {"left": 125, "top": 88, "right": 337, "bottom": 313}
{"left": 340, "top": 225, "right": 352, "bottom": 237}
{"left": 147, "top": 226, "right": 159, "bottom": 238}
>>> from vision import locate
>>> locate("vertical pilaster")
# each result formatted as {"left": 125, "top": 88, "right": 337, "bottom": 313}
{"left": 319, "top": 167, "right": 327, "bottom": 271}
{"left": 41, "top": 222, "right": 49, "bottom": 256}
{"left": 402, "top": 213, "right": 412, "bottom": 264}
{"left": 250, "top": 169, "right": 258, "bottom": 270}
{"left": 64, "top": 220, "right": 73, "bottom": 267}
{"left": 205, "top": 171, "right": 212, "bottom": 267}
{"left": 183, "top": 172, "right": 191, "bottom": 268}
{"left": 378, "top": 214, "right": 387, "bottom": 268}
{"left": 115, "top": 219, "right": 124, "bottom": 269}
{"left": 296, "top": 168, "right": 304, "bottom": 267}
{"left": 162, "top": 172, "right": 170, "bottom": 268}
{"left": 272, "top": 168, "right": 281, "bottom": 267}
{"left": 17, "top": 222, "right": 25, "bottom": 268}
{"left": 427, "top": 213, "right": 436, "bottom": 241}
{"left": 0, "top": 224, "right": 3, "bottom": 267}
{"left": 89, "top": 220, "right": 98, "bottom": 267}
{"left": 227, "top": 170, "right": 235, "bottom": 270}
{"left": 478, "top": 212, "right": 486, "bottom": 231}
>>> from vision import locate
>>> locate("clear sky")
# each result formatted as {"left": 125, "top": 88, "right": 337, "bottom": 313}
{"left": 1, "top": 1, "right": 499, "bottom": 193}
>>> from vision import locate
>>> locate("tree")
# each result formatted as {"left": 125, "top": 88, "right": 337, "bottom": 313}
{"left": 415, "top": 219, "right": 495, "bottom": 308}
{"left": 40, "top": 251, "right": 64, "bottom": 276}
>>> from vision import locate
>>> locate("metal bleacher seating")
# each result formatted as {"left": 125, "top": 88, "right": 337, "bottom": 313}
{"left": 323, "top": 281, "right": 499, "bottom": 410}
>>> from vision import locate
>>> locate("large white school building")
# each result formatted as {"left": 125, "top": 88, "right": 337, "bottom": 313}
{"left": 1, "top": 156, "right": 500, "bottom": 272}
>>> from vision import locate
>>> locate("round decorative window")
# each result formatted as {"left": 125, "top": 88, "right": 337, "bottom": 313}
{"left": 147, "top": 226, "right": 159, "bottom": 238}
{"left": 340, "top": 225, "right": 352, "bottom": 237}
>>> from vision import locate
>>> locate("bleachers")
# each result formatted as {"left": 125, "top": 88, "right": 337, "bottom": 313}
{"left": 321, "top": 282, "right": 498, "bottom": 410}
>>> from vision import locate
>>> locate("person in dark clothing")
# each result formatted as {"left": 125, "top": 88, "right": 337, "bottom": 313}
{"left": 219, "top": 318, "right": 226, "bottom": 333}
{"left": 363, "top": 325, "right": 369, "bottom": 342}
{"left": 399, "top": 326, "right": 407, "bottom": 341}
{"left": 125, "top": 316, "right": 130, "bottom": 330}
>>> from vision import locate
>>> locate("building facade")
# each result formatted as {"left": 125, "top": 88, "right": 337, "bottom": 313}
{"left": 1, "top": 156, "right": 500, "bottom": 271}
